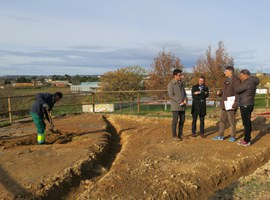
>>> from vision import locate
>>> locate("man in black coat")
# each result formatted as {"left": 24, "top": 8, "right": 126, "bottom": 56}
{"left": 191, "top": 76, "right": 209, "bottom": 138}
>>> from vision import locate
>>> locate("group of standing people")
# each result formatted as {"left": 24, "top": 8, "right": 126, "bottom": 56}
{"left": 30, "top": 66, "right": 259, "bottom": 146}
{"left": 167, "top": 66, "right": 259, "bottom": 146}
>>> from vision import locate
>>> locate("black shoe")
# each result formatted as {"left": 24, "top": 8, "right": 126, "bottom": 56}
{"left": 200, "top": 133, "right": 206, "bottom": 138}
{"left": 192, "top": 133, "right": 196, "bottom": 137}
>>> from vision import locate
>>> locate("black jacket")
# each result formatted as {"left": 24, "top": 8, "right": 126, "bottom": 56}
{"left": 191, "top": 84, "right": 209, "bottom": 116}
{"left": 236, "top": 76, "right": 260, "bottom": 106}
{"left": 30, "top": 93, "right": 56, "bottom": 117}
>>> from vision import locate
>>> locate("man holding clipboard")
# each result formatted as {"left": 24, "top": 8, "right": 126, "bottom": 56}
{"left": 212, "top": 66, "right": 241, "bottom": 142}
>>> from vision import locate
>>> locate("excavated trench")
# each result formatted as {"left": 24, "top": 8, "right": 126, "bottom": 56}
{"left": 32, "top": 116, "right": 122, "bottom": 200}
{"left": 1, "top": 115, "right": 269, "bottom": 199}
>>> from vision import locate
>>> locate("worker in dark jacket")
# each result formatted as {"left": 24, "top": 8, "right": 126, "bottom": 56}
{"left": 191, "top": 75, "right": 209, "bottom": 138}
{"left": 236, "top": 69, "right": 259, "bottom": 146}
{"left": 167, "top": 68, "right": 188, "bottom": 141}
{"left": 30, "top": 92, "right": 63, "bottom": 144}
{"left": 212, "top": 66, "right": 241, "bottom": 142}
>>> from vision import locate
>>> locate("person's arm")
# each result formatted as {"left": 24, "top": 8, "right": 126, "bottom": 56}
{"left": 232, "top": 79, "right": 242, "bottom": 109}
{"left": 204, "top": 86, "right": 209, "bottom": 98}
{"left": 235, "top": 81, "right": 248, "bottom": 94}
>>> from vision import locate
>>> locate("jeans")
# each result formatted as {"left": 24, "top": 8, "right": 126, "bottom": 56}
{"left": 192, "top": 114, "right": 205, "bottom": 134}
{"left": 172, "top": 111, "right": 185, "bottom": 138}
{"left": 240, "top": 105, "right": 254, "bottom": 143}
{"left": 219, "top": 109, "right": 237, "bottom": 138}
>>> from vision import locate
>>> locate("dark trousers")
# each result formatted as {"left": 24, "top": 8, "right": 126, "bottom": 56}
{"left": 192, "top": 114, "right": 205, "bottom": 134}
{"left": 172, "top": 111, "right": 185, "bottom": 138}
{"left": 240, "top": 105, "right": 254, "bottom": 143}
{"left": 219, "top": 110, "right": 237, "bottom": 138}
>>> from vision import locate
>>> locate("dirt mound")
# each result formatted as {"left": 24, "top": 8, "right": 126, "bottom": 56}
{"left": 0, "top": 114, "right": 110, "bottom": 199}
{"left": 0, "top": 114, "right": 270, "bottom": 200}
{"left": 77, "top": 115, "right": 270, "bottom": 200}
{"left": 210, "top": 160, "right": 270, "bottom": 200}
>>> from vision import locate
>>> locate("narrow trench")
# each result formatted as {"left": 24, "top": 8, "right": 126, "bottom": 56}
{"left": 34, "top": 116, "right": 122, "bottom": 200}
{"left": 19, "top": 116, "right": 269, "bottom": 199}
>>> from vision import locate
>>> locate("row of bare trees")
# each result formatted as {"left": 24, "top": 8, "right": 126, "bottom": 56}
{"left": 146, "top": 41, "right": 234, "bottom": 91}
{"left": 98, "top": 41, "right": 249, "bottom": 100}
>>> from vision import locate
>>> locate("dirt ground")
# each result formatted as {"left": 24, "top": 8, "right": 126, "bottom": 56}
{"left": 0, "top": 113, "right": 270, "bottom": 200}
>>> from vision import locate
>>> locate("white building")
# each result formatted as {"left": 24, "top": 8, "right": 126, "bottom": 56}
{"left": 70, "top": 82, "right": 100, "bottom": 92}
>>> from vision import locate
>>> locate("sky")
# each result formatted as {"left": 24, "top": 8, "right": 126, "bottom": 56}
{"left": 0, "top": 0, "right": 270, "bottom": 76}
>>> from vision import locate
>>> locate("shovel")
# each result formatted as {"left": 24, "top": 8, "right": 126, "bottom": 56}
{"left": 45, "top": 108, "right": 60, "bottom": 134}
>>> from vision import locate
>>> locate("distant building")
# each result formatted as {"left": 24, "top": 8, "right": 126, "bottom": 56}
{"left": 12, "top": 83, "right": 36, "bottom": 87}
{"left": 70, "top": 82, "right": 100, "bottom": 92}
{"left": 256, "top": 72, "right": 266, "bottom": 77}
{"left": 50, "top": 80, "right": 70, "bottom": 87}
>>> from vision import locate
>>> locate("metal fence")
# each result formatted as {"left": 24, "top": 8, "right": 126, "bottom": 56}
{"left": 0, "top": 89, "right": 269, "bottom": 125}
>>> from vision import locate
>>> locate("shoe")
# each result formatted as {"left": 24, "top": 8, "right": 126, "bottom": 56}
{"left": 237, "top": 140, "right": 251, "bottom": 146}
{"left": 172, "top": 137, "right": 181, "bottom": 142}
{"left": 228, "top": 137, "right": 236, "bottom": 142}
{"left": 200, "top": 133, "right": 205, "bottom": 138}
{"left": 178, "top": 136, "right": 183, "bottom": 141}
{"left": 192, "top": 133, "right": 196, "bottom": 137}
{"left": 212, "top": 136, "right": 224, "bottom": 140}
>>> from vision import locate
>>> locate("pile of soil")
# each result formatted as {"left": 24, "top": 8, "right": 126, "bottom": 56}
{"left": 0, "top": 113, "right": 269, "bottom": 200}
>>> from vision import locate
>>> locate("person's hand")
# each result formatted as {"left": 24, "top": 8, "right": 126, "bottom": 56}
{"left": 194, "top": 91, "right": 201, "bottom": 95}
{"left": 180, "top": 100, "right": 187, "bottom": 106}
{"left": 43, "top": 103, "right": 49, "bottom": 109}
{"left": 216, "top": 90, "right": 221, "bottom": 96}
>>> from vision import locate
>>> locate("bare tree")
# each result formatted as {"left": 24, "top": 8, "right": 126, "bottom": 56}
{"left": 146, "top": 50, "right": 184, "bottom": 92}
{"left": 192, "top": 41, "right": 234, "bottom": 89}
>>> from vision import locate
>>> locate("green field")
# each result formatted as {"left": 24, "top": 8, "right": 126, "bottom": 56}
{"left": 0, "top": 87, "right": 269, "bottom": 127}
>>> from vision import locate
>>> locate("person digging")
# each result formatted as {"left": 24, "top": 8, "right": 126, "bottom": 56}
{"left": 30, "top": 92, "right": 63, "bottom": 144}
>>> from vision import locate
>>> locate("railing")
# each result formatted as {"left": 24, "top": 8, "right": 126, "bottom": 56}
{"left": 0, "top": 89, "right": 269, "bottom": 125}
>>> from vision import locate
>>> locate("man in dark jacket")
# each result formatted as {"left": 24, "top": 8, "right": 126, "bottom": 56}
{"left": 30, "top": 92, "right": 63, "bottom": 144}
{"left": 191, "top": 76, "right": 209, "bottom": 138}
{"left": 236, "top": 69, "right": 259, "bottom": 146}
{"left": 167, "top": 69, "right": 188, "bottom": 141}
{"left": 212, "top": 66, "right": 241, "bottom": 142}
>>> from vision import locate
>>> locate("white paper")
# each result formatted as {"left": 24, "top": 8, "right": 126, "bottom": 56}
{"left": 224, "top": 96, "right": 235, "bottom": 110}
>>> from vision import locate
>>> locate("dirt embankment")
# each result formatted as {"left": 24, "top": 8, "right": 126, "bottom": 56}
{"left": 0, "top": 113, "right": 270, "bottom": 200}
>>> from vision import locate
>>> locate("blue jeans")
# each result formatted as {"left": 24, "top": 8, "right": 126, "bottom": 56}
{"left": 172, "top": 111, "right": 185, "bottom": 138}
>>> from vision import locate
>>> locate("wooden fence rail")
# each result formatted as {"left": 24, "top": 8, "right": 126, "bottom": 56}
{"left": 0, "top": 89, "right": 269, "bottom": 124}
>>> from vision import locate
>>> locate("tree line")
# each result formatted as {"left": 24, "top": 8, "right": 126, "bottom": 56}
{"left": 1, "top": 41, "right": 268, "bottom": 93}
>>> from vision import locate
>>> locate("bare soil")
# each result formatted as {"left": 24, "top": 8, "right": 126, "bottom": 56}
{"left": 0, "top": 113, "right": 270, "bottom": 200}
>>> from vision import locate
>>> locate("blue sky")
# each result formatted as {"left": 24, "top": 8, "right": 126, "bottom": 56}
{"left": 0, "top": 0, "right": 269, "bottom": 75}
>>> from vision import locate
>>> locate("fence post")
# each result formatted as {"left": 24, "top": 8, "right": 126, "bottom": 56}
{"left": 137, "top": 92, "right": 140, "bottom": 113}
{"left": 8, "top": 96, "right": 13, "bottom": 124}
{"left": 92, "top": 92, "right": 95, "bottom": 113}
{"left": 267, "top": 88, "right": 269, "bottom": 108}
